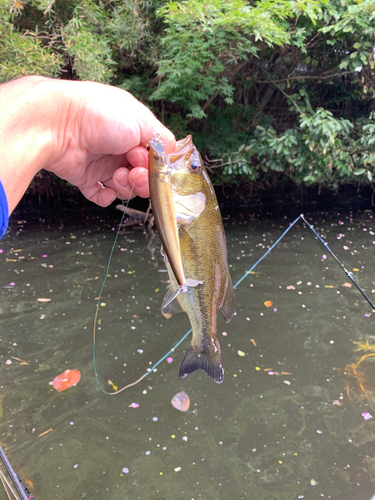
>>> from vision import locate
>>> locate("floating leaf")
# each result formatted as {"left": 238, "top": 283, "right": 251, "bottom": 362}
{"left": 237, "top": 350, "right": 246, "bottom": 357}
{"left": 108, "top": 380, "right": 118, "bottom": 391}
{"left": 51, "top": 369, "right": 81, "bottom": 392}
{"left": 38, "top": 428, "right": 53, "bottom": 438}
{"left": 362, "top": 412, "right": 373, "bottom": 420}
{"left": 171, "top": 391, "right": 190, "bottom": 412}
{"left": 37, "top": 298, "right": 51, "bottom": 302}
{"left": 12, "top": 356, "right": 28, "bottom": 365}
{"left": 342, "top": 283, "right": 352, "bottom": 288}
{"left": 264, "top": 300, "right": 273, "bottom": 308}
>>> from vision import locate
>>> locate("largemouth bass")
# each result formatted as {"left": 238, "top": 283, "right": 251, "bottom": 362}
{"left": 149, "top": 133, "right": 202, "bottom": 295}
{"left": 149, "top": 134, "right": 235, "bottom": 383}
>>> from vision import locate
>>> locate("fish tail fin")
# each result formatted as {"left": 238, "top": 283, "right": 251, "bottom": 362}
{"left": 179, "top": 342, "right": 224, "bottom": 384}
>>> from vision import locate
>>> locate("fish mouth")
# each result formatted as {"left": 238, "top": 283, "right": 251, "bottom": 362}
{"left": 169, "top": 135, "right": 194, "bottom": 164}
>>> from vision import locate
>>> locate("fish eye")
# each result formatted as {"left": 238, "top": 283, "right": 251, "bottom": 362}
{"left": 190, "top": 161, "right": 201, "bottom": 174}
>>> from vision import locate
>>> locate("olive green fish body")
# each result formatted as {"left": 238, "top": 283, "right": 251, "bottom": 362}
{"left": 161, "top": 135, "right": 235, "bottom": 383}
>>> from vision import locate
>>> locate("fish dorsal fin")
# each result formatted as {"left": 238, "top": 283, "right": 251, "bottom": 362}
{"left": 161, "top": 287, "right": 183, "bottom": 318}
{"left": 221, "top": 278, "right": 236, "bottom": 323}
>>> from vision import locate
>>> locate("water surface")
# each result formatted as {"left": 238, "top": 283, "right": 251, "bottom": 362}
{"left": 1, "top": 205, "right": 375, "bottom": 500}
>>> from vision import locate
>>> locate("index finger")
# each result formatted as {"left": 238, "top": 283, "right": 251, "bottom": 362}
{"left": 73, "top": 82, "right": 176, "bottom": 156}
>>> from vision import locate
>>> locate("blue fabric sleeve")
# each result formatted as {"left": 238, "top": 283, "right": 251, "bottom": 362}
{"left": 0, "top": 180, "right": 9, "bottom": 239}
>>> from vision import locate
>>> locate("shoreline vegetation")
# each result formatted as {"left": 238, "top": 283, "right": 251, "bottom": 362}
{"left": 2, "top": 0, "right": 375, "bottom": 205}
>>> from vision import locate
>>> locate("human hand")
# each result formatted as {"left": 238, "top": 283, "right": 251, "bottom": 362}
{"left": 0, "top": 76, "right": 175, "bottom": 212}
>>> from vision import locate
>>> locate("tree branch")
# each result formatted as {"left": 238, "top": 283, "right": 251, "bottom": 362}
{"left": 187, "top": 58, "right": 251, "bottom": 124}
{"left": 256, "top": 71, "right": 354, "bottom": 84}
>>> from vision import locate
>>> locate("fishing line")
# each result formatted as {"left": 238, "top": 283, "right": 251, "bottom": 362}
{"left": 0, "top": 475, "right": 13, "bottom": 500}
{"left": 93, "top": 160, "right": 178, "bottom": 395}
{"left": 95, "top": 205, "right": 374, "bottom": 394}
{"left": 0, "top": 468, "right": 16, "bottom": 500}
{"left": 93, "top": 166, "right": 144, "bottom": 395}
{"left": 0, "top": 446, "right": 33, "bottom": 500}
{"left": 92, "top": 205, "right": 127, "bottom": 395}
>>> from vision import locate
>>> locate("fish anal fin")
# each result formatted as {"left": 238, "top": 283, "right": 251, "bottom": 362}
{"left": 179, "top": 343, "right": 224, "bottom": 384}
{"left": 221, "top": 278, "right": 236, "bottom": 323}
{"left": 161, "top": 287, "right": 183, "bottom": 318}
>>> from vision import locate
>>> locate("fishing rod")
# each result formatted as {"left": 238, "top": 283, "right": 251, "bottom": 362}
{"left": 300, "top": 213, "right": 375, "bottom": 311}
{"left": 0, "top": 445, "right": 35, "bottom": 500}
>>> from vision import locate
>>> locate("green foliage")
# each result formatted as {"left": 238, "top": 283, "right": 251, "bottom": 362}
{"left": 1, "top": 0, "right": 375, "bottom": 194}
{"left": 152, "top": 0, "right": 296, "bottom": 118}
{"left": 321, "top": 0, "right": 375, "bottom": 74}
{"left": 0, "top": 14, "right": 62, "bottom": 82}
{"left": 223, "top": 109, "right": 375, "bottom": 189}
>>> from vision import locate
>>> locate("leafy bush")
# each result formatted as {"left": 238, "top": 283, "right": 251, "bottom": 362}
{"left": 222, "top": 106, "right": 375, "bottom": 189}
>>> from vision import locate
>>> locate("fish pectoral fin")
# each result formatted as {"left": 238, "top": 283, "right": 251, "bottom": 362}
{"left": 221, "top": 280, "right": 236, "bottom": 323}
{"left": 162, "top": 280, "right": 202, "bottom": 317}
{"left": 179, "top": 342, "right": 224, "bottom": 384}
{"left": 178, "top": 224, "right": 199, "bottom": 261}
{"left": 161, "top": 287, "right": 183, "bottom": 318}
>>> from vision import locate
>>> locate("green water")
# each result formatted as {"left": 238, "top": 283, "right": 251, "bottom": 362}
{"left": 1, "top": 206, "right": 375, "bottom": 500}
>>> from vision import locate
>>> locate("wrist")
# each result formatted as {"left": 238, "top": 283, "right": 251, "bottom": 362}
{"left": 0, "top": 76, "right": 69, "bottom": 213}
